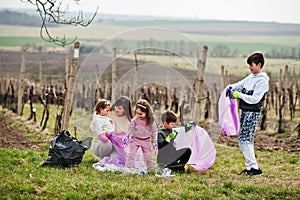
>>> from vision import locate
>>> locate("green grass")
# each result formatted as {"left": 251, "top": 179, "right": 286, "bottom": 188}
{"left": 1, "top": 102, "right": 300, "bottom": 199}
{"left": 21, "top": 103, "right": 61, "bottom": 134}
{"left": 119, "top": 53, "right": 300, "bottom": 78}
{"left": 0, "top": 144, "right": 299, "bottom": 199}
{"left": 212, "top": 57, "right": 300, "bottom": 78}
{"left": 1, "top": 22, "right": 300, "bottom": 56}
{"left": 18, "top": 104, "right": 92, "bottom": 139}
{"left": 0, "top": 36, "right": 48, "bottom": 47}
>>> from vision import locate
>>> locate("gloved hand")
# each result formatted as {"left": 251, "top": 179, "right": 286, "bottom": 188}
{"left": 99, "top": 134, "right": 108, "bottom": 142}
{"left": 166, "top": 130, "right": 177, "bottom": 142}
{"left": 151, "top": 140, "right": 157, "bottom": 150}
{"left": 122, "top": 133, "right": 130, "bottom": 148}
{"left": 185, "top": 121, "right": 196, "bottom": 132}
{"left": 231, "top": 91, "right": 239, "bottom": 99}
{"left": 225, "top": 87, "right": 232, "bottom": 97}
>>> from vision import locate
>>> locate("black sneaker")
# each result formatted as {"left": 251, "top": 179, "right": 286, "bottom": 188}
{"left": 239, "top": 169, "right": 249, "bottom": 175}
{"left": 246, "top": 168, "right": 263, "bottom": 176}
{"left": 169, "top": 166, "right": 185, "bottom": 173}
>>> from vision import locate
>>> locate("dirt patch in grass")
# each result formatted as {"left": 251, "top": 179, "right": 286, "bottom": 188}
{"left": 0, "top": 109, "right": 52, "bottom": 150}
{"left": 215, "top": 122, "right": 300, "bottom": 153}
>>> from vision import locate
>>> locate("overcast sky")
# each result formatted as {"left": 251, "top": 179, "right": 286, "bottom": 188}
{"left": 1, "top": 0, "right": 300, "bottom": 24}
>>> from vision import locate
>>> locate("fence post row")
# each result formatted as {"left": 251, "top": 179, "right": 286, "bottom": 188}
{"left": 1, "top": 46, "right": 299, "bottom": 136}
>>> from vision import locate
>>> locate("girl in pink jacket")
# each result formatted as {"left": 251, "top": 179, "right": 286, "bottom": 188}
{"left": 124, "top": 99, "right": 158, "bottom": 170}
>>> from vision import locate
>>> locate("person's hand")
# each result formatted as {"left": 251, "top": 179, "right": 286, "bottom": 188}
{"left": 104, "top": 131, "right": 109, "bottom": 137}
{"left": 225, "top": 87, "right": 232, "bottom": 97}
{"left": 184, "top": 121, "right": 195, "bottom": 132}
{"left": 166, "top": 130, "right": 177, "bottom": 142}
{"left": 151, "top": 140, "right": 157, "bottom": 150}
{"left": 105, "top": 131, "right": 113, "bottom": 138}
{"left": 99, "top": 134, "right": 109, "bottom": 142}
{"left": 231, "top": 91, "right": 239, "bottom": 99}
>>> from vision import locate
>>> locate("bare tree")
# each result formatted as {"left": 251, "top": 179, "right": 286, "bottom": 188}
{"left": 21, "top": 0, "right": 98, "bottom": 46}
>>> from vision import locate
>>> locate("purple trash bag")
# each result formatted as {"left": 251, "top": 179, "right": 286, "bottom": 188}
{"left": 218, "top": 88, "right": 240, "bottom": 136}
{"left": 174, "top": 124, "right": 216, "bottom": 171}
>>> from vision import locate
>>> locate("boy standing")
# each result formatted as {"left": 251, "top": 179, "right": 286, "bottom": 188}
{"left": 227, "top": 52, "right": 269, "bottom": 176}
{"left": 157, "top": 110, "right": 191, "bottom": 173}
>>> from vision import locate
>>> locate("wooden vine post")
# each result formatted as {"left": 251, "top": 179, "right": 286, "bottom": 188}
{"left": 111, "top": 47, "right": 117, "bottom": 102}
{"left": 133, "top": 51, "right": 138, "bottom": 104}
{"left": 193, "top": 45, "right": 208, "bottom": 122}
{"left": 17, "top": 48, "right": 26, "bottom": 115}
{"left": 39, "top": 60, "right": 43, "bottom": 91}
{"left": 65, "top": 51, "right": 69, "bottom": 89}
{"left": 61, "top": 42, "right": 80, "bottom": 132}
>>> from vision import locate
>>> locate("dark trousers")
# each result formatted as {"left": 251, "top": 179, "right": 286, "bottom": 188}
{"left": 157, "top": 144, "right": 191, "bottom": 171}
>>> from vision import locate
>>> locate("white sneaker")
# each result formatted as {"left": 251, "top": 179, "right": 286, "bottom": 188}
{"left": 155, "top": 168, "right": 175, "bottom": 177}
{"left": 93, "top": 163, "right": 107, "bottom": 171}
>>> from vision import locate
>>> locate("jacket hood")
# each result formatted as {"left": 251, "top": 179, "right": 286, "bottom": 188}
{"left": 253, "top": 72, "right": 269, "bottom": 81}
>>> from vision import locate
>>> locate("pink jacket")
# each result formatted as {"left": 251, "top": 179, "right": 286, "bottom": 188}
{"left": 127, "top": 117, "right": 157, "bottom": 140}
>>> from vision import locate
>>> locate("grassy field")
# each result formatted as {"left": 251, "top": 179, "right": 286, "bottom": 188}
{"left": 1, "top": 105, "right": 300, "bottom": 199}
{"left": 0, "top": 143, "right": 299, "bottom": 199}
{"left": 0, "top": 36, "right": 47, "bottom": 47}
{"left": 1, "top": 19, "right": 299, "bottom": 199}
{"left": 211, "top": 57, "right": 300, "bottom": 77}
{"left": 119, "top": 53, "right": 300, "bottom": 78}
{"left": 20, "top": 103, "right": 83, "bottom": 136}
{"left": 0, "top": 34, "right": 297, "bottom": 56}
{"left": 1, "top": 22, "right": 300, "bottom": 56}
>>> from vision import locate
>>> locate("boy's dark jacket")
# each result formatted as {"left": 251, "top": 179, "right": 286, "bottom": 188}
{"left": 157, "top": 127, "right": 173, "bottom": 149}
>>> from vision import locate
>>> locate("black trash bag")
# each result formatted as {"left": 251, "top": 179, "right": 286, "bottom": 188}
{"left": 42, "top": 130, "right": 93, "bottom": 167}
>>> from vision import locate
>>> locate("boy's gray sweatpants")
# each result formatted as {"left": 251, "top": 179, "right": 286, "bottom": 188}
{"left": 238, "top": 111, "right": 260, "bottom": 170}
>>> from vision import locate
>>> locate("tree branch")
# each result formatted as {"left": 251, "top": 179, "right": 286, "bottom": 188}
{"left": 21, "top": 0, "right": 98, "bottom": 46}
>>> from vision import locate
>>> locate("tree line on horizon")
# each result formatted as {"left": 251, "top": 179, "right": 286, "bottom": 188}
{"left": 0, "top": 10, "right": 45, "bottom": 27}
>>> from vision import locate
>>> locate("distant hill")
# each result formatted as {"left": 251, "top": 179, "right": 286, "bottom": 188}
{"left": 1, "top": 8, "right": 300, "bottom": 36}
{"left": 100, "top": 19, "right": 300, "bottom": 36}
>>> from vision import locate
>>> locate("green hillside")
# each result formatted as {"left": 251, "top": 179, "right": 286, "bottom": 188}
{"left": 1, "top": 18, "right": 300, "bottom": 58}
